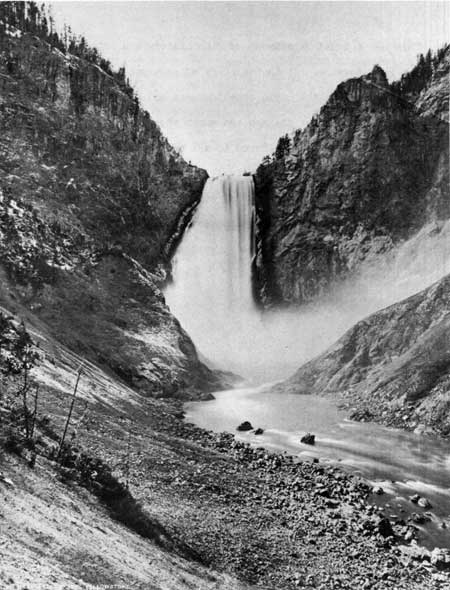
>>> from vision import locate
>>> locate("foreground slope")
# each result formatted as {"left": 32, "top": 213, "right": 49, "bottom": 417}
{"left": 278, "top": 274, "right": 450, "bottom": 435}
{"left": 0, "top": 2, "right": 219, "bottom": 398}
{"left": 1, "top": 309, "right": 446, "bottom": 590}
{"left": 254, "top": 46, "right": 449, "bottom": 305}
{"left": 1, "top": 455, "right": 249, "bottom": 590}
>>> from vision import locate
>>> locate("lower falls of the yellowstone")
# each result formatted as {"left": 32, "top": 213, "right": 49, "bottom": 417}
{"left": 164, "top": 175, "right": 261, "bottom": 379}
{"left": 164, "top": 174, "right": 450, "bottom": 383}
{"left": 164, "top": 174, "right": 450, "bottom": 549}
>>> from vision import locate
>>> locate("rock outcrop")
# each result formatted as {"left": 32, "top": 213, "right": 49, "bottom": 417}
{"left": 0, "top": 3, "right": 218, "bottom": 398}
{"left": 0, "top": 5, "right": 207, "bottom": 268}
{"left": 254, "top": 47, "right": 449, "bottom": 305}
{"left": 277, "top": 274, "right": 450, "bottom": 435}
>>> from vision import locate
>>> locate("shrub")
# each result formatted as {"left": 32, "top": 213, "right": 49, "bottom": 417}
{"left": 54, "top": 442, "right": 200, "bottom": 559}
{"left": 0, "top": 315, "right": 39, "bottom": 448}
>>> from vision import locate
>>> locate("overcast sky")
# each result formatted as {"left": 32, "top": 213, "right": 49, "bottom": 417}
{"left": 50, "top": 1, "right": 449, "bottom": 175}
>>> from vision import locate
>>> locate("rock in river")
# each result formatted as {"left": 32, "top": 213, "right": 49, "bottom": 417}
{"left": 431, "top": 548, "right": 450, "bottom": 570}
{"left": 237, "top": 421, "right": 253, "bottom": 432}
{"left": 418, "top": 497, "right": 432, "bottom": 509}
{"left": 301, "top": 433, "right": 315, "bottom": 445}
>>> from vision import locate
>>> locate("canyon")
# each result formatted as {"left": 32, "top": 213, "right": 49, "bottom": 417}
{"left": 1, "top": 3, "right": 450, "bottom": 589}
{"left": 250, "top": 45, "right": 450, "bottom": 436}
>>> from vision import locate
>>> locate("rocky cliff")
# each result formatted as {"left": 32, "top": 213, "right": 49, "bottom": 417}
{"left": 0, "top": 2, "right": 218, "bottom": 398}
{"left": 254, "top": 46, "right": 449, "bottom": 305}
{"left": 277, "top": 273, "right": 450, "bottom": 435}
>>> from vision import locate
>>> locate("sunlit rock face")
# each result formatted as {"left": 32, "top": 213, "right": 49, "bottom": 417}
{"left": 254, "top": 48, "right": 450, "bottom": 306}
{"left": 278, "top": 272, "right": 450, "bottom": 436}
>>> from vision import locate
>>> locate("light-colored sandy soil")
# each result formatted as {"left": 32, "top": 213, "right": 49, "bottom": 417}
{"left": 0, "top": 454, "right": 248, "bottom": 590}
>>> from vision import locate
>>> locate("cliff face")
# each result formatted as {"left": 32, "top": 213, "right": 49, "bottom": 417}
{"left": 0, "top": 4, "right": 218, "bottom": 398}
{"left": 254, "top": 47, "right": 449, "bottom": 305}
{"left": 0, "top": 12, "right": 207, "bottom": 268}
{"left": 278, "top": 274, "right": 450, "bottom": 435}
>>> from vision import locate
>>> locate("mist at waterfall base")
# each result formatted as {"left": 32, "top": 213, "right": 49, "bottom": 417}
{"left": 164, "top": 176, "right": 450, "bottom": 384}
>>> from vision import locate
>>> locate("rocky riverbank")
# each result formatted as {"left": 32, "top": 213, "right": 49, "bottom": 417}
{"left": 277, "top": 274, "right": 450, "bottom": 437}
{"left": 12, "top": 350, "right": 446, "bottom": 590}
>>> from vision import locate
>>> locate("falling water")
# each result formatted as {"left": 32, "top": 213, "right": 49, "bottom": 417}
{"left": 166, "top": 176, "right": 450, "bottom": 548}
{"left": 164, "top": 175, "right": 258, "bottom": 376}
{"left": 165, "top": 176, "right": 450, "bottom": 383}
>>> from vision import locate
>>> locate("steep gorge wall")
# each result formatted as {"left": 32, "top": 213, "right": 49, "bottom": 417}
{"left": 0, "top": 17, "right": 208, "bottom": 268}
{"left": 0, "top": 5, "right": 219, "bottom": 399}
{"left": 254, "top": 48, "right": 449, "bottom": 305}
{"left": 277, "top": 273, "right": 450, "bottom": 435}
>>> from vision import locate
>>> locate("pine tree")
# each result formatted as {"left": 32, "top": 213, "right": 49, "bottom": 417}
{"left": 275, "top": 134, "right": 291, "bottom": 160}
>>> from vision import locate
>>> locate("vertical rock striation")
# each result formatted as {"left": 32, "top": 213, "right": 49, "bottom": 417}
{"left": 254, "top": 47, "right": 449, "bottom": 305}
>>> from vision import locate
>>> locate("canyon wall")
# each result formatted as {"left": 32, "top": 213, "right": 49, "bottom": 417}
{"left": 254, "top": 47, "right": 449, "bottom": 305}
{"left": 0, "top": 3, "right": 219, "bottom": 398}
{"left": 277, "top": 273, "right": 450, "bottom": 435}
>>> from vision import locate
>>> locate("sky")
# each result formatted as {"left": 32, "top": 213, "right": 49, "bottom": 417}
{"left": 50, "top": 1, "right": 449, "bottom": 175}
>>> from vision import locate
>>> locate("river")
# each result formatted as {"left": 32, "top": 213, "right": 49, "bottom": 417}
{"left": 164, "top": 174, "right": 450, "bottom": 550}
{"left": 185, "top": 386, "right": 450, "bottom": 549}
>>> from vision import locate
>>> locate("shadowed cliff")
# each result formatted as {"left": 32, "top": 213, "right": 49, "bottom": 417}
{"left": 0, "top": 2, "right": 221, "bottom": 398}
{"left": 254, "top": 47, "right": 449, "bottom": 305}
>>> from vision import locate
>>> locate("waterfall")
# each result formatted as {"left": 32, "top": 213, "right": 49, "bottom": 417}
{"left": 164, "top": 175, "right": 258, "bottom": 376}
{"left": 165, "top": 176, "right": 450, "bottom": 384}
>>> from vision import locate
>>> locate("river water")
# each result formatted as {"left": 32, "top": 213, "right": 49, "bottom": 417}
{"left": 185, "top": 386, "right": 450, "bottom": 549}
{"left": 164, "top": 175, "right": 450, "bottom": 549}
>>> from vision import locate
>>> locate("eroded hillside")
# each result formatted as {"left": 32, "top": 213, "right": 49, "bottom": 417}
{"left": 0, "top": 2, "right": 219, "bottom": 398}
{"left": 1, "top": 310, "right": 444, "bottom": 590}
{"left": 277, "top": 273, "right": 450, "bottom": 436}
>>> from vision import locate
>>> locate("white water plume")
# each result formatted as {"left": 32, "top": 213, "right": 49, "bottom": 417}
{"left": 164, "top": 176, "right": 450, "bottom": 383}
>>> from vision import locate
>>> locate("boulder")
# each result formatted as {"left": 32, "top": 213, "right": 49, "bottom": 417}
{"left": 237, "top": 421, "right": 253, "bottom": 432}
{"left": 418, "top": 497, "right": 432, "bottom": 509}
{"left": 410, "top": 494, "right": 420, "bottom": 504}
{"left": 325, "top": 498, "right": 340, "bottom": 509}
{"left": 0, "top": 473, "right": 14, "bottom": 487}
{"left": 430, "top": 548, "right": 450, "bottom": 570}
{"left": 399, "top": 543, "right": 430, "bottom": 562}
{"left": 254, "top": 428, "right": 264, "bottom": 435}
{"left": 350, "top": 408, "right": 374, "bottom": 422}
{"left": 378, "top": 517, "right": 394, "bottom": 538}
{"left": 404, "top": 528, "right": 415, "bottom": 542}
{"left": 300, "top": 433, "right": 315, "bottom": 445}
{"left": 410, "top": 512, "right": 431, "bottom": 525}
